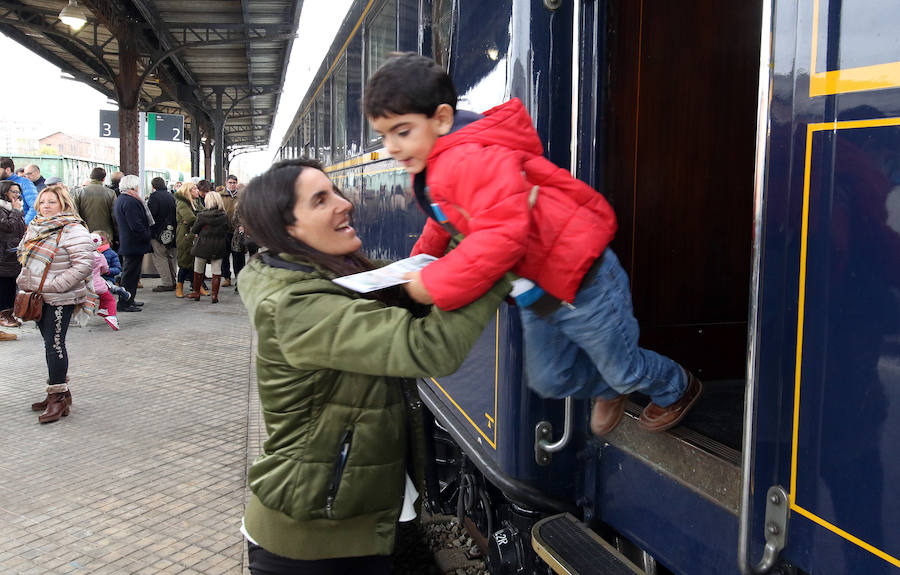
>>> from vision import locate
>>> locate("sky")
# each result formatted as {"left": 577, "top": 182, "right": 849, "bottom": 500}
{"left": 0, "top": 0, "right": 353, "bottom": 180}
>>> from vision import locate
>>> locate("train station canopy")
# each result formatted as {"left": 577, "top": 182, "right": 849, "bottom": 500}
{"left": 0, "top": 0, "right": 302, "bottom": 154}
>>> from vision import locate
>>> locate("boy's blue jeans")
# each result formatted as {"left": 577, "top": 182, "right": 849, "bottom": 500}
{"left": 520, "top": 249, "right": 687, "bottom": 407}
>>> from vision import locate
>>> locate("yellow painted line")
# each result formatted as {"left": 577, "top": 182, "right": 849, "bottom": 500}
{"left": 429, "top": 309, "right": 502, "bottom": 450}
{"left": 792, "top": 504, "right": 900, "bottom": 568}
{"left": 809, "top": 0, "right": 900, "bottom": 96}
{"left": 792, "top": 117, "right": 900, "bottom": 567}
{"left": 494, "top": 309, "right": 499, "bottom": 446}
{"left": 324, "top": 151, "right": 393, "bottom": 174}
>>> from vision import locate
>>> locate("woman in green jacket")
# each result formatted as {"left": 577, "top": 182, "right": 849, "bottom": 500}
{"left": 174, "top": 183, "right": 203, "bottom": 298}
{"left": 237, "top": 159, "right": 509, "bottom": 574}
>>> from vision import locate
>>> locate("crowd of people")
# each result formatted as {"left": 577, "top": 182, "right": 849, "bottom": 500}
{"left": 0, "top": 155, "right": 253, "bottom": 424}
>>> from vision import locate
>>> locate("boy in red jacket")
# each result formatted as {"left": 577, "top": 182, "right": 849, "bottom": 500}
{"left": 365, "top": 53, "right": 701, "bottom": 435}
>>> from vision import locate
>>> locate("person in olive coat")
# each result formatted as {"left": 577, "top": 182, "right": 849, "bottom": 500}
{"left": 174, "top": 183, "right": 203, "bottom": 298}
{"left": 186, "top": 191, "right": 229, "bottom": 303}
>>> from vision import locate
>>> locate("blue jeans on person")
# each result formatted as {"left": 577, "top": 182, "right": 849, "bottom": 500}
{"left": 519, "top": 249, "right": 687, "bottom": 407}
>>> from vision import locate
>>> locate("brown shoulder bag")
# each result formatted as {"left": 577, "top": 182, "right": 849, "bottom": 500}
{"left": 13, "top": 229, "right": 64, "bottom": 322}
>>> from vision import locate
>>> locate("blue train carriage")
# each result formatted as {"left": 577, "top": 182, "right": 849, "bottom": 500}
{"left": 277, "top": 1, "right": 900, "bottom": 574}
{"left": 742, "top": 1, "right": 900, "bottom": 574}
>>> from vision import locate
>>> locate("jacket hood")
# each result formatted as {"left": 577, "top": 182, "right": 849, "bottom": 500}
{"left": 430, "top": 98, "right": 544, "bottom": 159}
{"left": 239, "top": 254, "right": 355, "bottom": 316}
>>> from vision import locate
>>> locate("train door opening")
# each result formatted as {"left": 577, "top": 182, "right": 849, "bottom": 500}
{"left": 603, "top": 0, "right": 763, "bottom": 452}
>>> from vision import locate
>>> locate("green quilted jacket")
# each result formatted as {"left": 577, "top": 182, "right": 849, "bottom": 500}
{"left": 239, "top": 253, "right": 509, "bottom": 560}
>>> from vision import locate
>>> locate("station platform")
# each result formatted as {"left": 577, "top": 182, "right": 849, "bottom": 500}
{"left": 0, "top": 277, "right": 261, "bottom": 574}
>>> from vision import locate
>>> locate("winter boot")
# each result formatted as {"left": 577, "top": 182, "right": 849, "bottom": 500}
{"left": 37, "top": 383, "right": 72, "bottom": 423}
{"left": 0, "top": 330, "right": 16, "bottom": 341}
{"left": 32, "top": 380, "right": 72, "bottom": 411}
{"left": 186, "top": 272, "right": 204, "bottom": 300}
{"left": 211, "top": 275, "right": 221, "bottom": 304}
{"left": 175, "top": 282, "right": 184, "bottom": 298}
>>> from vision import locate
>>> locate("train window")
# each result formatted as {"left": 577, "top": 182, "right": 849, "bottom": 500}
{"left": 333, "top": 58, "right": 348, "bottom": 163}
{"left": 315, "top": 89, "right": 331, "bottom": 164}
{"left": 302, "top": 114, "right": 312, "bottom": 158}
{"left": 432, "top": 0, "right": 454, "bottom": 70}
{"left": 364, "top": 0, "right": 397, "bottom": 146}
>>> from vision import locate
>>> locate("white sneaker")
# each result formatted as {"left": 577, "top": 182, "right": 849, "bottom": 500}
{"left": 104, "top": 316, "right": 119, "bottom": 331}
{"left": 97, "top": 308, "right": 109, "bottom": 317}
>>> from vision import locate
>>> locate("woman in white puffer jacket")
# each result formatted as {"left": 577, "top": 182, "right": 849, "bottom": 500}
{"left": 17, "top": 184, "right": 95, "bottom": 424}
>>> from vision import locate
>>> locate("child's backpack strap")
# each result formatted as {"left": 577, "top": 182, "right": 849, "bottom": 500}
{"left": 413, "top": 172, "right": 463, "bottom": 239}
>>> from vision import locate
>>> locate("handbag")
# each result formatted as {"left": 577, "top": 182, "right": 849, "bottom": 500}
{"left": 13, "top": 229, "right": 64, "bottom": 322}
{"left": 158, "top": 224, "right": 175, "bottom": 246}
{"left": 231, "top": 230, "right": 245, "bottom": 253}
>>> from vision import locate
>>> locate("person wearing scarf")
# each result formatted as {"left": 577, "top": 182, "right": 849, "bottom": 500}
{"left": 17, "top": 184, "right": 97, "bottom": 423}
{"left": 112, "top": 175, "right": 153, "bottom": 312}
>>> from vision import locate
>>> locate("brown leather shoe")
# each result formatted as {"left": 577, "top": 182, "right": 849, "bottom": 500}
{"left": 0, "top": 330, "right": 16, "bottom": 341}
{"left": 590, "top": 395, "right": 628, "bottom": 436}
{"left": 638, "top": 372, "right": 702, "bottom": 432}
{"left": 0, "top": 309, "right": 20, "bottom": 327}
{"left": 38, "top": 393, "right": 71, "bottom": 423}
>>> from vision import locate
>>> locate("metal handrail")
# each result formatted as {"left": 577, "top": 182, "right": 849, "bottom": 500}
{"left": 739, "top": 0, "right": 777, "bottom": 572}
{"left": 537, "top": 397, "right": 574, "bottom": 453}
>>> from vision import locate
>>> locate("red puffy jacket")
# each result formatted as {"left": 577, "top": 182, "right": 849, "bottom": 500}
{"left": 412, "top": 98, "right": 617, "bottom": 311}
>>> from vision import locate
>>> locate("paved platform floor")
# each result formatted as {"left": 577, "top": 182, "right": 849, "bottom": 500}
{"left": 0, "top": 277, "right": 263, "bottom": 574}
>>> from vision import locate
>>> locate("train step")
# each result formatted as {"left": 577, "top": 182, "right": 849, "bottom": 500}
{"left": 532, "top": 513, "right": 643, "bottom": 575}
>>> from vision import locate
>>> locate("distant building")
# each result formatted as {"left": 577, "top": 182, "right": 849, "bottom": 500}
{"left": 38, "top": 132, "right": 118, "bottom": 164}
{"left": 0, "top": 118, "right": 44, "bottom": 154}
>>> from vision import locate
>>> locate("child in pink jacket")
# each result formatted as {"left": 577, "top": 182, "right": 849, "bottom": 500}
{"left": 90, "top": 233, "right": 118, "bottom": 331}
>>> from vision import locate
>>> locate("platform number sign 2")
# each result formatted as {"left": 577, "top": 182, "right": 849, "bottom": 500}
{"left": 148, "top": 113, "right": 184, "bottom": 142}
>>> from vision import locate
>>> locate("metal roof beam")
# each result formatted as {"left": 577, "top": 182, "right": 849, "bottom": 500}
{"left": 127, "top": 0, "right": 198, "bottom": 88}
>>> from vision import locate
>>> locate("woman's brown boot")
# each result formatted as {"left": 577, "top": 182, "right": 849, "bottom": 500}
{"left": 186, "top": 272, "right": 203, "bottom": 300}
{"left": 38, "top": 384, "right": 71, "bottom": 423}
{"left": 175, "top": 282, "right": 184, "bottom": 298}
{"left": 32, "top": 380, "right": 71, "bottom": 411}
{"left": 211, "top": 275, "right": 221, "bottom": 304}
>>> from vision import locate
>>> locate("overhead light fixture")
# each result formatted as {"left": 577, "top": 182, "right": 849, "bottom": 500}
{"left": 59, "top": 0, "right": 88, "bottom": 32}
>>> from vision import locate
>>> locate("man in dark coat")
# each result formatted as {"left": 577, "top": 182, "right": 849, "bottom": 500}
{"left": 112, "top": 174, "right": 152, "bottom": 312}
{"left": 147, "top": 177, "right": 177, "bottom": 291}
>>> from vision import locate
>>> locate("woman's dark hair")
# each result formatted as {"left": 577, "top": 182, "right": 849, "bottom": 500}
{"left": 151, "top": 176, "right": 167, "bottom": 191}
{"left": 239, "top": 159, "right": 421, "bottom": 309}
{"left": 0, "top": 180, "right": 20, "bottom": 202}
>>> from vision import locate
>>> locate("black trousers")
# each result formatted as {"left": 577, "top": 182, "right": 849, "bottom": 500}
{"left": 36, "top": 303, "right": 74, "bottom": 385}
{"left": 222, "top": 233, "right": 233, "bottom": 279}
{"left": 232, "top": 244, "right": 258, "bottom": 283}
{"left": 247, "top": 542, "right": 391, "bottom": 575}
{"left": 119, "top": 254, "right": 142, "bottom": 303}
{"left": 0, "top": 276, "right": 16, "bottom": 310}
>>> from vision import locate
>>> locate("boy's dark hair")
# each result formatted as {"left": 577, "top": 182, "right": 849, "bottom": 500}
{"left": 363, "top": 52, "right": 457, "bottom": 118}
{"left": 0, "top": 157, "right": 14, "bottom": 171}
{"left": 151, "top": 176, "right": 167, "bottom": 191}
{"left": 197, "top": 179, "right": 212, "bottom": 193}
{"left": 90, "top": 167, "right": 106, "bottom": 181}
